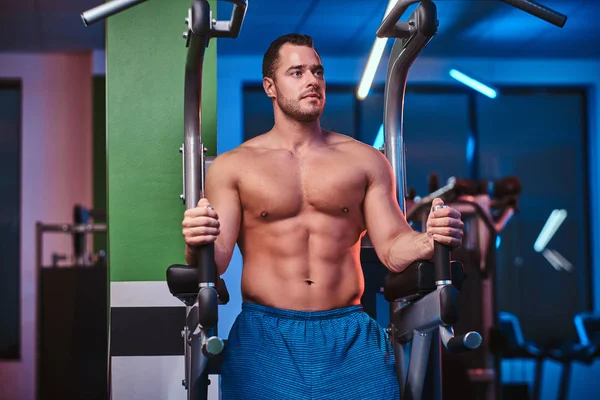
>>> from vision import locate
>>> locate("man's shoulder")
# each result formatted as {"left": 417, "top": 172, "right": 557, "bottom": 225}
{"left": 327, "top": 131, "right": 386, "bottom": 160}
{"left": 240, "top": 132, "right": 271, "bottom": 149}
{"left": 210, "top": 137, "right": 266, "bottom": 173}
{"left": 208, "top": 148, "right": 245, "bottom": 177}
{"left": 214, "top": 138, "right": 264, "bottom": 161}
{"left": 327, "top": 131, "right": 391, "bottom": 181}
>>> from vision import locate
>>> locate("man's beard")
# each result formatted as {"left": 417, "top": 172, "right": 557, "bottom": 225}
{"left": 277, "top": 94, "right": 324, "bottom": 122}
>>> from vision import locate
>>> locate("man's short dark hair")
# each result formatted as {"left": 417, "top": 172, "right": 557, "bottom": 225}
{"left": 262, "top": 33, "right": 318, "bottom": 79}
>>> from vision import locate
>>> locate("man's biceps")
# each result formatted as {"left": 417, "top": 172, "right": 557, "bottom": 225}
{"left": 364, "top": 191, "right": 393, "bottom": 218}
{"left": 218, "top": 203, "right": 242, "bottom": 223}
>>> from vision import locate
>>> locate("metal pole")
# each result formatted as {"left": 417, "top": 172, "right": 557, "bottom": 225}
{"left": 81, "top": 0, "right": 149, "bottom": 26}
{"left": 181, "top": 2, "right": 247, "bottom": 399}
{"left": 499, "top": 0, "right": 567, "bottom": 27}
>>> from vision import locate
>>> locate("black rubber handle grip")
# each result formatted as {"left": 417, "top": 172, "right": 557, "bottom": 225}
{"left": 500, "top": 0, "right": 567, "bottom": 27}
{"left": 434, "top": 241, "right": 451, "bottom": 282}
{"left": 197, "top": 243, "right": 217, "bottom": 284}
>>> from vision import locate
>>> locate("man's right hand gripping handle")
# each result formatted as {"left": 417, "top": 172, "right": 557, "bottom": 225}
{"left": 182, "top": 198, "right": 221, "bottom": 261}
{"left": 183, "top": 198, "right": 222, "bottom": 296}
{"left": 183, "top": 198, "right": 221, "bottom": 246}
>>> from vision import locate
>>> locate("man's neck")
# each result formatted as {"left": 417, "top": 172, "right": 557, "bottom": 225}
{"left": 271, "top": 115, "right": 325, "bottom": 152}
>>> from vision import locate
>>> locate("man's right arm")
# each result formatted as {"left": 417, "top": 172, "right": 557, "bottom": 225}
{"left": 183, "top": 151, "right": 242, "bottom": 275}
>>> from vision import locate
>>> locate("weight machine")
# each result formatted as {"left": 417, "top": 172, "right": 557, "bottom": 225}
{"left": 81, "top": 1, "right": 246, "bottom": 399}
{"left": 368, "top": 1, "right": 565, "bottom": 399}
{"left": 81, "top": 0, "right": 566, "bottom": 399}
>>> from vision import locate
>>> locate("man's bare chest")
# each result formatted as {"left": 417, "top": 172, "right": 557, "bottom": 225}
{"left": 237, "top": 154, "right": 367, "bottom": 220}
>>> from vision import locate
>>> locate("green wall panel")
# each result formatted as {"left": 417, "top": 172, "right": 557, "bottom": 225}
{"left": 107, "top": 0, "right": 217, "bottom": 282}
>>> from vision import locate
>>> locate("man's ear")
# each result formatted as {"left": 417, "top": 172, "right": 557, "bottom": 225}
{"left": 263, "top": 77, "right": 276, "bottom": 99}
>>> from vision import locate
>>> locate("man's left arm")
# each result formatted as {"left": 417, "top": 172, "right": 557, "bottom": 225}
{"left": 363, "top": 149, "right": 464, "bottom": 273}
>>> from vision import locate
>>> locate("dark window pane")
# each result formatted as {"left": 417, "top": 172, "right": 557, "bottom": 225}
{"left": 0, "top": 82, "right": 21, "bottom": 360}
{"left": 403, "top": 91, "right": 471, "bottom": 196}
{"left": 358, "top": 91, "right": 384, "bottom": 146}
{"left": 359, "top": 89, "right": 471, "bottom": 196}
{"left": 320, "top": 91, "right": 356, "bottom": 138}
{"left": 243, "top": 88, "right": 273, "bottom": 142}
{"left": 476, "top": 90, "right": 589, "bottom": 345}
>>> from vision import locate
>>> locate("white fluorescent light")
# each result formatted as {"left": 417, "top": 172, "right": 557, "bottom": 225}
{"left": 449, "top": 69, "right": 497, "bottom": 99}
{"left": 533, "top": 209, "right": 567, "bottom": 252}
{"left": 357, "top": 0, "right": 396, "bottom": 100}
{"left": 542, "top": 248, "right": 573, "bottom": 272}
{"left": 549, "top": 248, "right": 573, "bottom": 272}
{"left": 372, "top": 123, "right": 384, "bottom": 149}
{"left": 542, "top": 248, "right": 562, "bottom": 271}
{"left": 357, "top": 38, "right": 388, "bottom": 100}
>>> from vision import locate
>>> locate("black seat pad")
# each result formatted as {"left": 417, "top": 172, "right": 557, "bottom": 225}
{"left": 382, "top": 260, "right": 465, "bottom": 302}
{"left": 166, "top": 264, "right": 230, "bottom": 305}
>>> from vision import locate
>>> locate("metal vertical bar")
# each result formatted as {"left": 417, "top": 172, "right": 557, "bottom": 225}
{"left": 405, "top": 331, "right": 433, "bottom": 399}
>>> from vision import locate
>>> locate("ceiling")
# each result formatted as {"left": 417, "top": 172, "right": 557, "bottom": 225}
{"left": 0, "top": 0, "right": 598, "bottom": 59}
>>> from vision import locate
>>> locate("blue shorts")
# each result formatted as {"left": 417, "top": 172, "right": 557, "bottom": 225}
{"left": 220, "top": 302, "right": 400, "bottom": 400}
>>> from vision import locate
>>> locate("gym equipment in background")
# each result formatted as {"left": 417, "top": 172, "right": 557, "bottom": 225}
{"left": 364, "top": 0, "right": 565, "bottom": 399}
{"left": 36, "top": 206, "right": 107, "bottom": 400}
{"left": 497, "top": 311, "right": 600, "bottom": 400}
{"left": 82, "top": 0, "right": 567, "bottom": 399}
{"left": 406, "top": 174, "right": 521, "bottom": 399}
{"left": 371, "top": 2, "right": 482, "bottom": 399}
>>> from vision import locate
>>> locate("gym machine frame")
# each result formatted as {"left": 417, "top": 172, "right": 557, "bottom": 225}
{"left": 36, "top": 221, "right": 107, "bottom": 270}
{"left": 376, "top": 4, "right": 481, "bottom": 400}
{"left": 377, "top": 1, "right": 565, "bottom": 399}
{"left": 81, "top": 1, "right": 247, "bottom": 399}
{"left": 407, "top": 176, "right": 520, "bottom": 399}
{"left": 80, "top": 0, "right": 567, "bottom": 399}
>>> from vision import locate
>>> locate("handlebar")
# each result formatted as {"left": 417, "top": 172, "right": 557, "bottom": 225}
{"left": 453, "top": 197, "right": 515, "bottom": 235}
{"left": 406, "top": 176, "right": 520, "bottom": 235}
{"left": 432, "top": 204, "right": 452, "bottom": 284}
{"left": 478, "top": 176, "right": 521, "bottom": 198}
{"left": 434, "top": 241, "right": 451, "bottom": 282}
{"left": 376, "top": 0, "right": 423, "bottom": 39}
{"left": 409, "top": 176, "right": 519, "bottom": 212}
{"left": 375, "top": 0, "right": 566, "bottom": 37}
{"left": 211, "top": 0, "right": 247, "bottom": 38}
{"left": 415, "top": 176, "right": 478, "bottom": 206}
{"left": 500, "top": 0, "right": 567, "bottom": 28}
{"left": 81, "top": 0, "right": 148, "bottom": 26}
{"left": 82, "top": 0, "right": 247, "bottom": 37}
{"left": 434, "top": 232, "right": 483, "bottom": 352}
{"left": 443, "top": 329, "right": 483, "bottom": 352}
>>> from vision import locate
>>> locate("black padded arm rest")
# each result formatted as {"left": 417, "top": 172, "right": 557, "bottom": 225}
{"left": 166, "top": 264, "right": 230, "bottom": 305}
{"left": 383, "top": 260, "right": 465, "bottom": 302}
